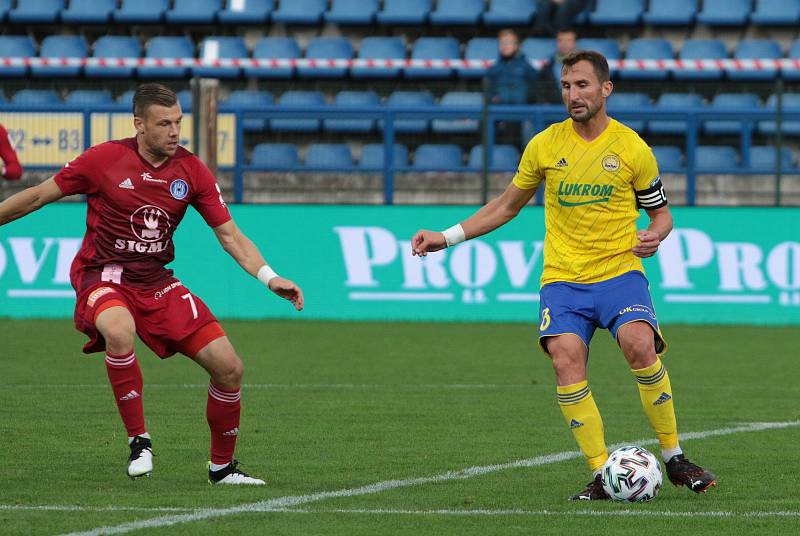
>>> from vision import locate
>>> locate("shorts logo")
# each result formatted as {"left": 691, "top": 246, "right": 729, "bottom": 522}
{"left": 170, "top": 179, "right": 189, "bottom": 200}
{"left": 602, "top": 154, "right": 620, "bottom": 172}
{"left": 87, "top": 286, "right": 115, "bottom": 307}
{"left": 619, "top": 304, "right": 657, "bottom": 320}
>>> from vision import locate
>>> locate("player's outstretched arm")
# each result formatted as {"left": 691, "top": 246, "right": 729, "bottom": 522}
{"left": 212, "top": 220, "right": 304, "bottom": 311}
{"left": 632, "top": 206, "right": 673, "bottom": 258}
{"left": 0, "top": 177, "right": 65, "bottom": 226}
{"left": 411, "top": 182, "right": 536, "bottom": 257}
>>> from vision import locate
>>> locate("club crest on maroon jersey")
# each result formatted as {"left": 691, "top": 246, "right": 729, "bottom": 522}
{"left": 170, "top": 179, "right": 189, "bottom": 200}
{"left": 130, "top": 205, "right": 171, "bottom": 242}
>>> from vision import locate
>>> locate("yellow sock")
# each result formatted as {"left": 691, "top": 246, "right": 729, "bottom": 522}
{"left": 632, "top": 357, "right": 679, "bottom": 452}
{"left": 557, "top": 380, "right": 608, "bottom": 473}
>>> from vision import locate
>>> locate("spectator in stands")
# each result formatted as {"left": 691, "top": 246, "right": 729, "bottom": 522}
{"left": 486, "top": 29, "right": 538, "bottom": 105}
{"left": 538, "top": 29, "right": 578, "bottom": 104}
{"left": 0, "top": 123, "right": 23, "bottom": 181}
{"left": 534, "top": 0, "right": 591, "bottom": 36}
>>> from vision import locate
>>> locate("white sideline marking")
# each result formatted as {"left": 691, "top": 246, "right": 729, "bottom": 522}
{"left": 60, "top": 420, "right": 800, "bottom": 536}
{"left": 0, "top": 505, "right": 192, "bottom": 513}
{"left": 2, "top": 383, "right": 538, "bottom": 390}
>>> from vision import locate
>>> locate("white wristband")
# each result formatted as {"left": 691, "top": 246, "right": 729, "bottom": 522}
{"left": 256, "top": 264, "right": 279, "bottom": 286}
{"left": 441, "top": 224, "right": 466, "bottom": 247}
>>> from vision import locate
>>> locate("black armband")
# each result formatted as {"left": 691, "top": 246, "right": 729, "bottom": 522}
{"left": 635, "top": 176, "right": 668, "bottom": 209}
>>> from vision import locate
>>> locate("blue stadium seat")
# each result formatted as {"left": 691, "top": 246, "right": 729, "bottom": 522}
{"left": 298, "top": 37, "right": 353, "bottom": 79}
{"left": 251, "top": 143, "right": 299, "bottom": 169}
{"left": 12, "top": 89, "right": 60, "bottom": 105}
{"left": 750, "top": 0, "right": 800, "bottom": 25}
{"left": 65, "top": 90, "right": 113, "bottom": 106}
{"left": 118, "top": 90, "right": 135, "bottom": 107}
{"left": 575, "top": 38, "right": 621, "bottom": 76}
{"left": 377, "top": 0, "right": 431, "bottom": 25}
{"left": 462, "top": 38, "right": 498, "bottom": 78}
{"left": 430, "top": 0, "right": 483, "bottom": 25}
{"left": 695, "top": 146, "right": 739, "bottom": 171}
{"left": 85, "top": 36, "right": 141, "bottom": 78}
{"left": 305, "top": 144, "right": 354, "bottom": 170}
{"left": 0, "top": 91, "right": 6, "bottom": 104}
{"left": 483, "top": 0, "right": 536, "bottom": 26}
{"left": 650, "top": 146, "right": 684, "bottom": 173}
{"left": 32, "top": 35, "right": 87, "bottom": 78}
{"left": 246, "top": 37, "right": 300, "bottom": 78}
{"left": 271, "top": 0, "right": 325, "bottom": 24}
{"left": 324, "top": 91, "right": 380, "bottom": 133}
{"left": 704, "top": 93, "right": 761, "bottom": 135}
{"left": 194, "top": 37, "right": 247, "bottom": 78}
{"left": 8, "top": 0, "right": 62, "bottom": 23}
{"left": 432, "top": 92, "right": 483, "bottom": 134}
{"left": 220, "top": 90, "right": 274, "bottom": 132}
{"left": 786, "top": 41, "right": 800, "bottom": 81}
{"left": 114, "top": 0, "right": 167, "bottom": 23}
{"left": 0, "top": 0, "right": 9, "bottom": 22}
{"left": 728, "top": 40, "right": 782, "bottom": 81}
{"left": 521, "top": 38, "right": 556, "bottom": 61}
{"left": 619, "top": 39, "right": 673, "bottom": 80}
{"left": 325, "top": 0, "right": 377, "bottom": 24}
{"left": 271, "top": 91, "right": 326, "bottom": 132}
{"left": 351, "top": 37, "right": 406, "bottom": 78}
{"left": 405, "top": 37, "right": 460, "bottom": 79}
{"left": 468, "top": 145, "right": 520, "bottom": 171}
{"left": 413, "top": 144, "right": 464, "bottom": 171}
{"left": 697, "top": 0, "right": 750, "bottom": 26}
{"left": 166, "top": 0, "right": 220, "bottom": 24}
{"left": 177, "top": 90, "right": 192, "bottom": 111}
{"left": 139, "top": 37, "right": 194, "bottom": 79}
{"left": 606, "top": 92, "right": 650, "bottom": 132}
{"left": 642, "top": 0, "right": 696, "bottom": 25}
{"left": 589, "top": 0, "right": 643, "bottom": 26}
{"left": 218, "top": 0, "right": 272, "bottom": 24}
{"left": 359, "top": 144, "right": 409, "bottom": 170}
{"left": 385, "top": 91, "right": 434, "bottom": 133}
{"left": 758, "top": 94, "right": 800, "bottom": 136}
{"left": 675, "top": 39, "right": 726, "bottom": 80}
{"left": 62, "top": 0, "right": 114, "bottom": 23}
{"left": 649, "top": 93, "right": 704, "bottom": 135}
{"left": 749, "top": 146, "right": 794, "bottom": 171}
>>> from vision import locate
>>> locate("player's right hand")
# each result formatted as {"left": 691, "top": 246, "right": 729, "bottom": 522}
{"left": 411, "top": 230, "right": 447, "bottom": 257}
{"left": 267, "top": 277, "right": 304, "bottom": 311}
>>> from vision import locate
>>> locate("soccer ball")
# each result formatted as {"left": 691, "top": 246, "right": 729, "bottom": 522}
{"left": 601, "top": 445, "right": 663, "bottom": 502}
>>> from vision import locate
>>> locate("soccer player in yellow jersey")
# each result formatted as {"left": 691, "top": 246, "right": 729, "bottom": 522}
{"left": 411, "top": 50, "right": 716, "bottom": 500}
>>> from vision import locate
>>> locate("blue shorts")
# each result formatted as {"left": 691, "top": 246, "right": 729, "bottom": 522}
{"left": 537, "top": 271, "right": 667, "bottom": 356}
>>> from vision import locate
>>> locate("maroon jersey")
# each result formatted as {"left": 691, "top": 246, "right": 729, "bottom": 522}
{"left": 54, "top": 138, "right": 231, "bottom": 291}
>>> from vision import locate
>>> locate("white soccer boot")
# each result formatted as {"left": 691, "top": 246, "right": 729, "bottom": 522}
{"left": 127, "top": 435, "right": 153, "bottom": 478}
{"left": 208, "top": 460, "right": 265, "bottom": 485}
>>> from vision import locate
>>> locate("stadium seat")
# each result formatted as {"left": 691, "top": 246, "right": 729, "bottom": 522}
{"left": 325, "top": 0, "right": 377, "bottom": 24}
{"left": 351, "top": 37, "right": 406, "bottom": 78}
{"left": 695, "top": 146, "right": 739, "bottom": 171}
{"left": 32, "top": 35, "right": 87, "bottom": 78}
{"left": 305, "top": 144, "right": 354, "bottom": 170}
{"left": 138, "top": 37, "right": 194, "bottom": 79}
{"left": 271, "top": 91, "right": 326, "bottom": 132}
{"left": 413, "top": 144, "right": 464, "bottom": 171}
{"left": 651, "top": 146, "right": 684, "bottom": 173}
{"left": 462, "top": 37, "right": 498, "bottom": 78}
{"left": 218, "top": 0, "right": 272, "bottom": 24}
{"left": 0, "top": 0, "right": 9, "bottom": 22}
{"left": 194, "top": 37, "right": 247, "bottom": 78}
{"left": 483, "top": 0, "right": 536, "bottom": 26}
{"left": 166, "top": 0, "right": 220, "bottom": 24}
{"left": 384, "top": 91, "right": 434, "bottom": 133}
{"left": 271, "top": 0, "right": 326, "bottom": 24}
{"left": 521, "top": 38, "right": 556, "bottom": 61}
{"left": 324, "top": 91, "right": 380, "bottom": 133}
{"left": 675, "top": 39, "right": 726, "bottom": 81}
{"left": 377, "top": 0, "right": 431, "bottom": 25}
{"left": 85, "top": 36, "right": 141, "bottom": 78}
{"left": 642, "top": 0, "right": 696, "bottom": 25}
{"left": 606, "top": 92, "right": 650, "bottom": 132}
{"left": 649, "top": 93, "right": 704, "bottom": 135}
{"left": 696, "top": 0, "right": 750, "bottom": 26}
{"left": 177, "top": 90, "right": 192, "bottom": 111}
{"left": 430, "top": 0, "right": 483, "bottom": 25}
{"left": 12, "top": 89, "right": 60, "bottom": 105}
{"left": 8, "top": 0, "right": 62, "bottom": 23}
{"left": 118, "top": 90, "right": 135, "bottom": 107}
{"left": 61, "top": 0, "right": 114, "bottom": 23}
{"left": 298, "top": 37, "right": 353, "bottom": 79}
{"left": 589, "top": 0, "right": 643, "bottom": 26}
{"left": 703, "top": 93, "right": 761, "bottom": 135}
{"left": 359, "top": 144, "right": 409, "bottom": 170}
{"left": 432, "top": 92, "right": 483, "bottom": 134}
{"left": 782, "top": 40, "right": 800, "bottom": 81}
{"left": 114, "top": 0, "right": 167, "bottom": 23}
{"left": 246, "top": 37, "right": 300, "bottom": 79}
{"left": 220, "top": 90, "right": 274, "bottom": 132}
{"left": 750, "top": 0, "right": 800, "bottom": 25}
{"left": 576, "top": 39, "right": 621, "bottom": 75}
{"left": 468, "top": 145, "right": 520, "bottom": 171}
{"left": 251, "top": 143, "right": 299, "bottom": 169}
{"left": 728, "top": 40, "right": 782, "bottom": 81}
{"left": 618, "top": 39, "right": 673, "bottom": 80}
{"left": 749, "top": 146, "right": 794, "bottom": 171}
{"left": 757, "top": 94, "right": 800, "bottom": 136}
{"left": 405, "top": 37, "right": 460, "bottom": 79}
{"left": 65, "top": 90, "right": 114, "bottom": 106}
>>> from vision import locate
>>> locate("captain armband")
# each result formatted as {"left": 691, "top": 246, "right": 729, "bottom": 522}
{"left": 635, "top": 176, "right": 668, "bottom": 209}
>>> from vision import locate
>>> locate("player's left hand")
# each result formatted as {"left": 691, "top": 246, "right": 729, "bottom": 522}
{"left": 632, "top": 230, "right": 660, "bottom": 258}
{"left": 268, "top": 277, "right": 304, "bottom": 311}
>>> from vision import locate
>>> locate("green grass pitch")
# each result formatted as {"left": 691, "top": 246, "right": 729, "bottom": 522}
{"left": 1, "top": 320, "right": 798, "bottom": 535}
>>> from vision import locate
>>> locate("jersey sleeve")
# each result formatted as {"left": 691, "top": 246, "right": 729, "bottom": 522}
{"left": 0, "top": 124, "right": 23, "bottom": 180}
{"left": 190, "top": 158, "right": 232, "bottom": 228}
{"left": 511, "top": 135, "right": 544, "bottom": 190}
{"left": 633, "top": 144, "right": 668, "bottom": 210}
{"left": 53, "top": 144, "right": 105, "bottom": 195}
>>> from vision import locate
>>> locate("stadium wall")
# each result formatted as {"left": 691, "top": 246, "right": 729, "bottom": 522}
{"left": 0, "top": 204, "right": 798, "bottom": 325}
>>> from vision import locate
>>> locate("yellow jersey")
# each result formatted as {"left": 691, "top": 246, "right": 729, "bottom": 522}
{"left": 512, "top": 118, "right": 665, "bottom": 286}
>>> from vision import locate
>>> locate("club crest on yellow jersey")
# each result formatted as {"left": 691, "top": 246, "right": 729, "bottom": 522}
{"left": 602, "top": 154, "right": 621, "bottom": 172}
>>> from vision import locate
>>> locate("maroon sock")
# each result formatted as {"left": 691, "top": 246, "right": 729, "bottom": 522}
{"left": 207, "top": 383, "right": 241, "bottom": 465}
{"left": 105, "top": 351, "right": 146, "bottom": 438}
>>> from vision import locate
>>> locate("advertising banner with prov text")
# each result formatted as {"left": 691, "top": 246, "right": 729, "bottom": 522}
{"left": 0, "top": 204, "right": 798, "bottom": 325}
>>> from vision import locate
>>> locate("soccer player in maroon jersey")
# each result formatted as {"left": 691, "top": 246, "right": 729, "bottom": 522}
{"left": 0, "top": 84, "right": 304, "bottom": 485}
{"left": 1, "top": 122, "right": 23, "bottom": 181}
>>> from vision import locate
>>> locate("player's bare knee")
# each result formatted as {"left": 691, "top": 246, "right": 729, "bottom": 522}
{"left": 620, "top": 335, "right": 656, "bottom": 369}
{"left": 102, "top": 325, "right": 135, "bottom": 355}
{"left": 212, "top": 354, "right": 244, "bottom": 388}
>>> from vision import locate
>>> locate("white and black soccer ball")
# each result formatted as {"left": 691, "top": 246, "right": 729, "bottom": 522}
{"left": 601, "top": 445, "right": 663, "bottom": 502}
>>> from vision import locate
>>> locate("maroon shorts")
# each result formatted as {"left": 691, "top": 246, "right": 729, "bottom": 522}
{"left": 74, "top": 279, "right": 225, "bottom": 358}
